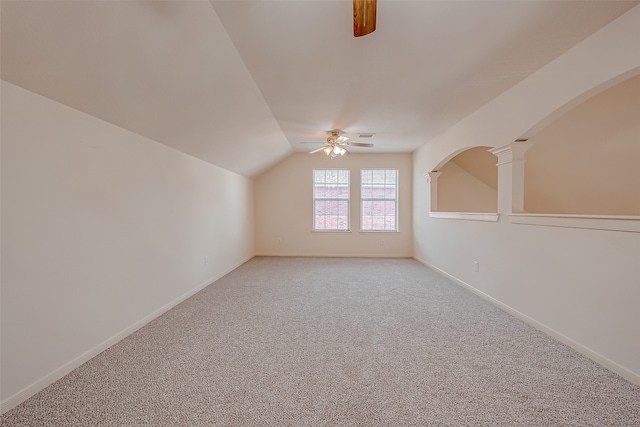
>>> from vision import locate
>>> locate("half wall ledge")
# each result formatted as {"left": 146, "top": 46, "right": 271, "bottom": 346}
{"left": 429, "top": 212, "right": 499, "bottom": 222}
{"left": 509, "top": 213, "right": 640, "bottom": 233}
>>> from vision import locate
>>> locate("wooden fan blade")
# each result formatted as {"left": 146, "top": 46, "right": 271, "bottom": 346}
{"left": 353, "top": 0, "right": 376, "bottom": 37}
{"left": 347, "top": 142, "right": 374, "bottom": 148}
{"left": 308, "top": 146, "right": 327, "bottom": 154}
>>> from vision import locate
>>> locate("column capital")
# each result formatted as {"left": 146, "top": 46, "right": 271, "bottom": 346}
{"left": 490, "top": 141, "right": 533, "bottom": 166}
{"left": 423, "top": 171, "right": 442, "bottom": 184}
{"left": 424, "top": 171, "right": 443, "bottom": 211}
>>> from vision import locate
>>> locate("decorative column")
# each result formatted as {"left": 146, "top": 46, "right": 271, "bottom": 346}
{"left": 489, "top": 141, "right": 533, "bottom": 214}
{"left": 424, "top": 171, "right": 442, "bottom": 212}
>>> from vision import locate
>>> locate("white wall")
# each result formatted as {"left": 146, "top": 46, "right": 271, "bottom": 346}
{"left": 413, "top": 208, "right": 640, "bottom": 381}
{"left": 255, "top": 152, "right": 412, "bottom": 258}
{"left": 414, "top": 6, "right": 640, "bottom": 383}
{"left": 0, "top": 81, "right": 254, "bottom": 409}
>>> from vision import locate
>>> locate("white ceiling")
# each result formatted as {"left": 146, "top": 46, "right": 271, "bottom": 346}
{"left": 2, "top": 1, "right": 637, "bottom": 176}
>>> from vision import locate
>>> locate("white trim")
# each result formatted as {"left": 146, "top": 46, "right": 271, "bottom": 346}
{"left": 412, "top": 256, "right": 640, "bottom": 386}
{"left": 429, "top": 212, "right": 499, "bottom": 222}
{"left": 255, "top": 252, "right": 412, "bottom": 258}
{"left": 509, "top": 213, "right": 640, "bottom": 233}
{"left": 0, "top": 255, "right": 254, "bottom": 414}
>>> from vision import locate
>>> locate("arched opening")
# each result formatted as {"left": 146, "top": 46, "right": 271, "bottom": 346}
{"left": 434, "top": 146, "right": 497, "bottom": 212}
{"left": 523, "top": 74, "right": 640, "bottom": 215}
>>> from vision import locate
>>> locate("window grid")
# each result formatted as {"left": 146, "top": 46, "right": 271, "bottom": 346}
{"left": 313, "top": 169, "right": 350, "bottom": 231}
{"left": 361, "top": 169, "right": 398, "bottom": 231}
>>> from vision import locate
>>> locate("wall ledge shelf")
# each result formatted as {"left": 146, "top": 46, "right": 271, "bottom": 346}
{"left": 509, "top": 213, "right": 640, "bottom": 233}
{"left": 429, "top": 212, "right": 499, "bottom": 222}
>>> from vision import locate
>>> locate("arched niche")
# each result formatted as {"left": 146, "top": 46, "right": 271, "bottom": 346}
{"left": 522, "top": 74, "right": 640, "bottom": 215}
{"left": 432, "top": 146, "right": 497, "bottom": 213}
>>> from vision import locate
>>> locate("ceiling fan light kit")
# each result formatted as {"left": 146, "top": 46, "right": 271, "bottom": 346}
{"left": 324, "top": 144, "right": 347, "bottom": 158}
{"left": 306, "top": 130, "right": 374, "bottom": 158}
{"left": 353, "top": 0, "right": 377, "bottom": 37}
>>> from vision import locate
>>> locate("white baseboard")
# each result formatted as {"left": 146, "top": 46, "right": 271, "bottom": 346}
{"left": 0, "top": 255, "right": 254, "bottom": 414}
{"left": 255, "top": 252, "right": 412, "bottom": 258}
{"left": 413, "top": 256, "right": 640, "bottom": 387}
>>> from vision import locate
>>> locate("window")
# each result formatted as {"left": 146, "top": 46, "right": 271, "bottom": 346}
{"left": 361, "top": 169, "right": 398, "bottom": 231}
{"left": 313, "top": 169, "right": 350, "bottom": 231}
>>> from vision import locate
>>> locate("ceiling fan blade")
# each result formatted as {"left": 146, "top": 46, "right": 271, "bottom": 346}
{"left": 346, "top": 142, "right": 374, "bottom": 148}
{"left": 308, "top": 147, "right": 326, "bottom": 154}
{"left": 353, "top": 0, "right": 376, "bottom": 37}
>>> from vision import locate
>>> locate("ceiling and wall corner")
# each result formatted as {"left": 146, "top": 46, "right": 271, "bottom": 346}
{"left": 0, "top": 0, "right": 292, "bottom": 177}
{"left": 1, "top": 1, "right": 638, "bottom": 177}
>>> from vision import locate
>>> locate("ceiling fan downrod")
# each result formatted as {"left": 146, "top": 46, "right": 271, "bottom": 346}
{"left": 353, "top": 0, "right": 377, "bottom": 37}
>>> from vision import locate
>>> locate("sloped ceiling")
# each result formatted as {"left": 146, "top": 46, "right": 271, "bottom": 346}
{"left": 2, "top": 1, "right": 637, "bottom": 177}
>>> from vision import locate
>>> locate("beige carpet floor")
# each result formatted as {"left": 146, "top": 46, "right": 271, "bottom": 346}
{"left": 2, "top": 257, "right": 639, "bottom": 426}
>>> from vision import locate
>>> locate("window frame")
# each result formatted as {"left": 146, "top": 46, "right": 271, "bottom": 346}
{"left": 360, "top": 169, "right": 399, "bottom": 232}
{"left": 312, "top": 169, "right": 351, "bottom": 232}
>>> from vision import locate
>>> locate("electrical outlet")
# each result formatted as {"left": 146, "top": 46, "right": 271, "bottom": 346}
{"left": 277, "top": 237, "right": 282, "bottom": 245}
{"left": 204, "top": 256, "right": 209, "bottom": 266}
{"left": 473, "top": 261, "right": 479, "bottom": 272}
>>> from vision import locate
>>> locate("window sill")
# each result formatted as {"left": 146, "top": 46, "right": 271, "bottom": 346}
{"left": 311, "top": 230, "right": 352, "bottom": 233}
{"left": 509, "top": 213, "right": 640, "bottom": 233}
{"left": 429, "top": 212, "right": 499, "bottom": 222}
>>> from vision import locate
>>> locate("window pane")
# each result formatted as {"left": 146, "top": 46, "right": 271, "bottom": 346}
{"left": 324, "top": 187, "right": 336, "bottom": 198}
{"left": 361, "top": 169, "right": 398, "bottom": 231}
{"left": 384, "top": 187, "right": 396, "bottom": 199}
{"left": 313, "top": 169, "right": 350, "bottom": 231}
{"left": 362, "top": 200, "right": 373, "bottom": 216}
{"left": 338, "top": 185, "right": 349, "bottom": 199}
{"left": 386, "top": 169, "right": 397, "bottom": 184}
{"left": 372, "top": 217, "right": 382, "bottom": 230}
{"left": 372, "top": 170, "right": 385, "bottom": 184}
{"left": 385, "top": 216, "right": 396, "bottom": 229}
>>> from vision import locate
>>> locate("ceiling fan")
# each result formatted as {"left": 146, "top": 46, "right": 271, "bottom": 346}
{"left": 305, "top": 130, "right": 374, "bottom": 158}
{"left": 353, "top": 0, "right": 377, "bottom": 37}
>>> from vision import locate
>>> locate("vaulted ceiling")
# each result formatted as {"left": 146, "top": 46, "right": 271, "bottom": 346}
{"left": 2, "top": 1, "right": 637, "bottom": 177}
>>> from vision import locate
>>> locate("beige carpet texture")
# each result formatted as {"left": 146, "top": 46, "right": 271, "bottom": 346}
{"left": 2, "top": 257, "right": 639, "bottom": 426}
